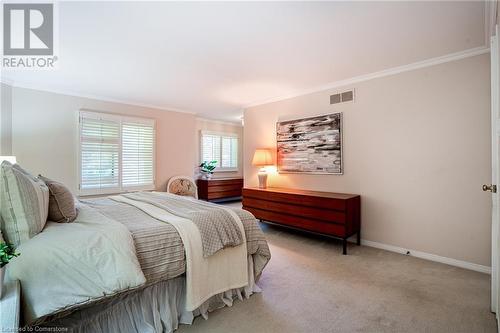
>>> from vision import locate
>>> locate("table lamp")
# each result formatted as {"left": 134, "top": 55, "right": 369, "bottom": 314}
{"left": 252, "top": 148, "right": 273, "bottom": 189}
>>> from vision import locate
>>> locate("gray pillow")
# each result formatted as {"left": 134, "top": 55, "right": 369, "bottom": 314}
{"left": 0, "top": 161, "right": 49, "bottom": 247}
{"left": 38, "top": 175, "right": 78, "bottom": 223}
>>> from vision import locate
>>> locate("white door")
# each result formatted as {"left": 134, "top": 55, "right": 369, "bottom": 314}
{"left": 487, "top": 25, "right": 500, "bottom": 318}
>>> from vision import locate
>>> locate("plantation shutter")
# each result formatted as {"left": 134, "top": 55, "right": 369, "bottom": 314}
{"left": 201, "top": 134, "right": 221, "bottom": 167}
{"left": 200, "top": 132, "right": 238, "bottom": 170}
{"left": 122, "top": 119, "right": 155, "bottom": 189}
{"left": 79, "top": 111, "right": 156, "bottom": 195}
{"left": 80, "top": 112, "right": 120, "bottom": 192}
{"left": 221, "top": 136, "right": 238, "bottom": 168}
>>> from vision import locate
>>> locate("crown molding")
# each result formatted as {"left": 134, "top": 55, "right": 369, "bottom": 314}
{"left": 196, "top": 117, "right": 243, "bottom": 127}
{"left": 243, "top": 46, "right": 490, "bottom": 109}
{"left": 0, "top": 78, "right": 197, "bottom": 115}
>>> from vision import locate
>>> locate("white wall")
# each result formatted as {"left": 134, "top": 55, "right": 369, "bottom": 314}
{"left": 10, "top": 86, "right": 197, "bottom": 194}
{"left": 1, "top": 83, "right": 13, "bottom": 155}
{"left": 244, "top": 53, "right": 491, "bottom": 267}
{"left": 195, "top": 118, "right": 243, "bottom": 179}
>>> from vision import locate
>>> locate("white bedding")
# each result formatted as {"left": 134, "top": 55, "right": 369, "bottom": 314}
{"left": 6, "top": 203, "right": 146, "bottom": 324}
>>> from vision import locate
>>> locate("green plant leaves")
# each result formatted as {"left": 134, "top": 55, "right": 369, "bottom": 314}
{"left": 200, "top": 160, "right": 218, "bottom": 173}
{"left": 0, "top": 242, "right": 20, "bottom": 268}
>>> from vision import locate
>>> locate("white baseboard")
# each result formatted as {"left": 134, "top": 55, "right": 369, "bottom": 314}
{"left": 356, "top": 239, "right": 491, "bottom": 274}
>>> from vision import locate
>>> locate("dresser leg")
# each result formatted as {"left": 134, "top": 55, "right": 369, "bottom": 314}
{"left": 342, "top": 239, "right": 347, "bottom": 255}
{"left": 356, "top": 231, "right": 361, "bottom": 246}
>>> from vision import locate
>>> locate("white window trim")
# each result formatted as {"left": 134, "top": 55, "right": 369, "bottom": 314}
{"left": 78, "top": 110, "right": 156, "bottom": 196}
{"left": 199, "top": 130, "right": 239, "bottom": 172}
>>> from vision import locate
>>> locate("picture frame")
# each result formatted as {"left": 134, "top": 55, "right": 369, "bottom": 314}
{"left": 276, "top": 112, "right": 343, "bottom": 175}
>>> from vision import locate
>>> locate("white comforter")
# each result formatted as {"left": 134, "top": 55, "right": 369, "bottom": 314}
{"left": 6, "top": 204, "right": 146, "bottom": 324}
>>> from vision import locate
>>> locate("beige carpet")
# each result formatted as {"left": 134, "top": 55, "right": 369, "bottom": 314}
{"left": 177, "top": 202, "right": 496, "bottom": 333}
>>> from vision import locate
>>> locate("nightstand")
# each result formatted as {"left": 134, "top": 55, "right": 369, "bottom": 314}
{"left": 1, "top": 280, "right": 21, "bottom": 331}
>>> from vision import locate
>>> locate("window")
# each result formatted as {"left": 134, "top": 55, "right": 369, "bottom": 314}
{"left": 79, "top": 111, "right": 155, "bottom": 195}
{"left": 200, "top": 131, "right": 238, "bottom": 171}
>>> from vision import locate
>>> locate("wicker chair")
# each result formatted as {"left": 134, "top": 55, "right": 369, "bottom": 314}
{"left": 166, "top": 176, "right": 198, "bottom": 199}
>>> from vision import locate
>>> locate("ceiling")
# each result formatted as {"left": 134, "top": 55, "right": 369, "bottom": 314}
{"left": 1, "top": 1, "right": 487, "bottom": 122}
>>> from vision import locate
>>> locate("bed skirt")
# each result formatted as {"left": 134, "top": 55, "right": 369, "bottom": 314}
{"left": 38, "top": 256, "right": 261, "bottom": 333}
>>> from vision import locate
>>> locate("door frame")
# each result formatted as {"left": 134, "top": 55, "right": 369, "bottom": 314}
{"left": 491, "top": 24, "right": 500, "bottom": 316}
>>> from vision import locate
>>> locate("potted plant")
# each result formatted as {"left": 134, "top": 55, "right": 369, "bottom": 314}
{"left": 199, "top": 160, "right": 217, "bottom": 180}
{"left": 0, "top": 242, "right": 19, "bottom": 298}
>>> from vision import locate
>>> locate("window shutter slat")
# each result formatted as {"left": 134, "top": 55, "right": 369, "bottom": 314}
{"left": 80, "top": 114, "right": 120, "bottom": 192}
{"left": 79, "top": 111, "right": 156, "bottom": 194}
{"left": 122, "top": 122, "right": 155, "bottom": 188}
{"left": 200, "top": 132, "right": 238, "bottom": 170}
{"left": 220, "top": 136, "right": 238, "bottom": 168}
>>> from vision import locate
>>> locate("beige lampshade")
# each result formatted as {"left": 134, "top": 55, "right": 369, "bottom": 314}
{"left": 252, "top": 149, "right": 273, "bottom": 166}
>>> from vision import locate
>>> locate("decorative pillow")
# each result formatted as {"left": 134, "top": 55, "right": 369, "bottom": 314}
{"left": 0, "top": 161, "right": 49, "bottom": 247}
{"left": 168, "top": 178, "right": 197, "bottom": 198}
{"left": 38, "top": 175, "right": 78, "bottom": 223}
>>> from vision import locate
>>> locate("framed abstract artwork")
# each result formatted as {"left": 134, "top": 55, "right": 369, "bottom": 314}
{"left": 276, "top": 112, "right": 343, "bottom": 174}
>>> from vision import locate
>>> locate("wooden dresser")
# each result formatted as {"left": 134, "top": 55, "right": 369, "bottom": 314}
{"left": 242, "top": 187, "right": 361, "bottom": 254}
{"left": 197, "top": 178, "right": 244, "bottom": 202}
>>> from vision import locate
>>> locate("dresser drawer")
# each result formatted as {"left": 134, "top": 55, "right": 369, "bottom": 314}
{"left": 244, "top": 207, "right": 347, "bottom": 238}
{"left": 208, "top": 184, "right": 242, "bottom": 193}
{"left": 206, "top": 179, "right": 243, "bottom": 187}
{"left": 208, "top": 189, "right": 242, "bottom": 200}
{"left": 243, "top": 188, "right": 347, "bottom": 211}
{"left": 242, "top": 197, "right": 346, "bottom": 224}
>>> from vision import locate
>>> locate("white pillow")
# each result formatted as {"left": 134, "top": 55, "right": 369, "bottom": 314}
{"left": 0, "top": 161, "right": 49, "bottom": 247}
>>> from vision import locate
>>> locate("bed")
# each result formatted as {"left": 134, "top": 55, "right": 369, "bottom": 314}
{"left": 4, "top": 191, "right": 271, "bottom": 332}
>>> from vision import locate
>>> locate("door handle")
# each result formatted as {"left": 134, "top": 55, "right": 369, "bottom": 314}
{"left": 483, "top": 184, "right": 497, "bottom": 193}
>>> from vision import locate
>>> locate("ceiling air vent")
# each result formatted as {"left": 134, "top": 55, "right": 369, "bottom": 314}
{"left": 330, "top": 89, "right": 354, "bottom": 105}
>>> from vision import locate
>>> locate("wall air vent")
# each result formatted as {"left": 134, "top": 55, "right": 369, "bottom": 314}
{"left": 330, "top": 93, "right": 341, "bottom": 104}
{"left": 330, "top": 89, "right": 355, "bottom": 105}
{"left": 341, "top": 90, "right": 354, "bottom": 102}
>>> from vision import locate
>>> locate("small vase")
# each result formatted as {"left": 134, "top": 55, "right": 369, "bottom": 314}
{"left": 203, "top": 173, "right": 213, "bottom": 180}
{"left": 0, "top": 266, "right": 5, "bottom": 299}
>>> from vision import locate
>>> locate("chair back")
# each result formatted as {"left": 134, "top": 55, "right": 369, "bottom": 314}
{"left": 167, "top": 176, "right": 198, "bottom": 199}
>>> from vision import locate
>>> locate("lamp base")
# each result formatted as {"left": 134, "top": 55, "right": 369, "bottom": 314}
{"left": 258, "top": 170, "right": 268, "bottom": 189}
